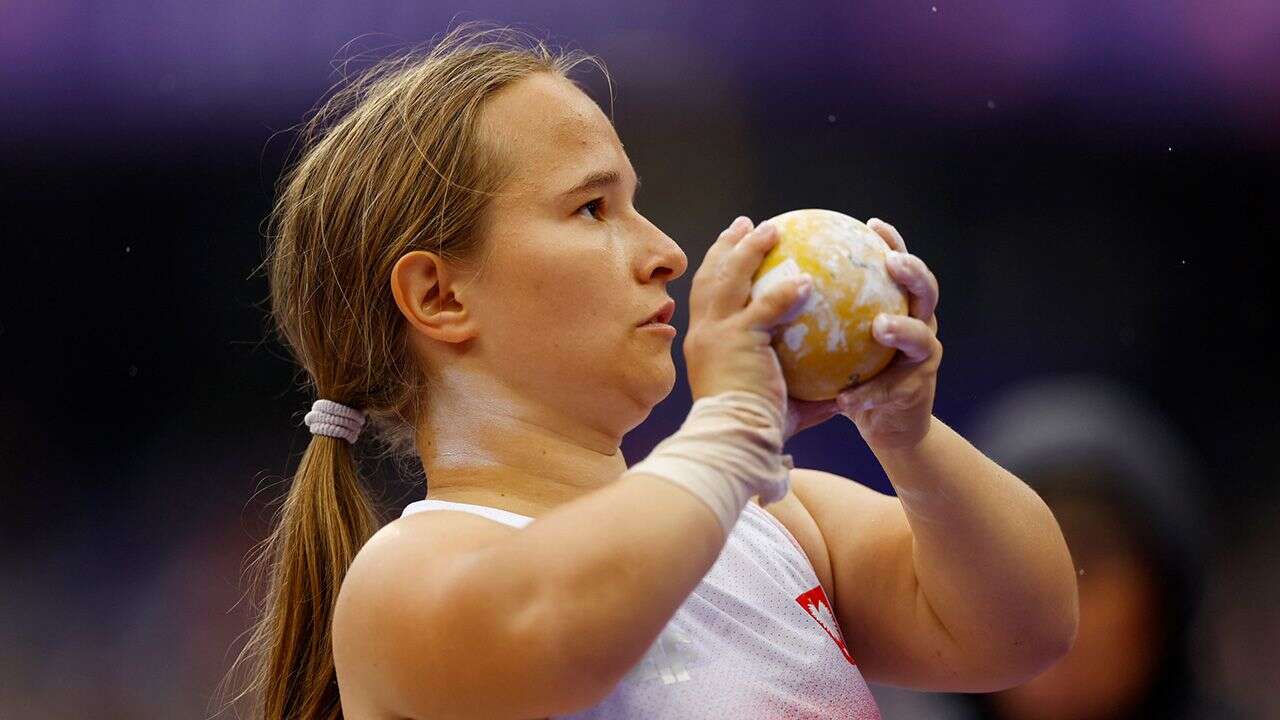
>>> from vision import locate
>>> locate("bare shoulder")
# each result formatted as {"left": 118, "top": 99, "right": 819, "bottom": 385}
{"left": 332, "top": 510, "right": 520, "bottom": 716}
{"left": 334, "top": 508, "right": 519, "bottom": 643}
{"left": 353, "top": 508, "right": 521, "bottom": 576}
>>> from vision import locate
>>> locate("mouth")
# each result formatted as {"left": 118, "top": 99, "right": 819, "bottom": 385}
{"left": 638, "top": 299, "right": 676, "bottom": 327}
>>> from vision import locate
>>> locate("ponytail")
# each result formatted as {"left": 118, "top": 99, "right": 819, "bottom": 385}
{"left": 216, "top": 20, "right": 609, "bottom": 719}
{"left": 220, "top": 429, "right": 379, "bottom": 719}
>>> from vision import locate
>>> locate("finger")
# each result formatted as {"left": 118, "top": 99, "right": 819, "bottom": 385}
{"left": 727, "top": 216, "right": 755, "bottom": 245}
{"left": 715, "top": 222, "right": 783, "bottom": 312}
{"left": 885, "top": 251, "right": 939, "bottom": 320}
{"left": 723, "top": 221, "right": 780, "bottom": 279}
{"left": 742, "top": 272, "right": 814, "bottom": 331}
{"left": 872, "top": 313, "right": 936, "bottom": 364}
{"left": 715, "top": 215, "right": 754, "bottom": 252}
{"left": 837, "top": 369, "right": 894, "bottom": 413}
{"left": 785, "top": 397, "right": 842, "bottom": 440}
{"left": 698, "top": 216, "right": 754, "bottom": 271}
{"left": 867, "top": 218, "right": 907, "bottom": 253}
{"left": 794, "top": 397, "right": 841, "bottom": 428}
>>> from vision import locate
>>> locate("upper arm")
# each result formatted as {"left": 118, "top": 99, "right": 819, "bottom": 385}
{"left": 783, "top": 467, "right": 985, "bottom": 692}
{"left": 332, "top": 512, "right": 606, "bottom": 720}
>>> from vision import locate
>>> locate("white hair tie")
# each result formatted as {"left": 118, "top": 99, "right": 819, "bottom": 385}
{"left": 304, "top": 399, "right": 366, "bottom": 444}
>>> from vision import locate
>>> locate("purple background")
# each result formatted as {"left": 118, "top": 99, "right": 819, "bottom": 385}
{"left": 1, "top": 2, "right": 1277, "bottom": 717}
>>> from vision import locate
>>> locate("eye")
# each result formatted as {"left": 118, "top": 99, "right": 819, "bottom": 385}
{"left": 576, "top": 197, "right": 605, "bottom": 220}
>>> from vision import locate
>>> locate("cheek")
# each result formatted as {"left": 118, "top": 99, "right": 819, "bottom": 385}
{"left": 490, "top": 269, "right": 621, "bottom": 357}
{"left": 482, "top": 227, "right": 629, "bottom": 348}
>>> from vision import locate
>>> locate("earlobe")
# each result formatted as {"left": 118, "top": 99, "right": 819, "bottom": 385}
{"left": 390, "top": 251, "right": 477, "bottom": 344}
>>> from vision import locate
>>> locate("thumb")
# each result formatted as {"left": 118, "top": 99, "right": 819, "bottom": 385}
{"left": 744, "top": 272, "right": 814, "bottom": 331}
{"left": 837, "top": 379, "right": 888, "bottom": 415}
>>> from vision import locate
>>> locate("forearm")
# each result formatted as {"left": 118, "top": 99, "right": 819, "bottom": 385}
{"left": 872, "top": 416, "right": 1079, "bottom": 664}
{"left": 494, "top": 392, "right": 788, "bottom": 694}
{"left": 484, "top": 468, "right": 727, "bottom": 692}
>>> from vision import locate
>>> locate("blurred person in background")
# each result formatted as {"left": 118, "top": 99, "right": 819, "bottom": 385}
{"left": 871, "top": 374, "right": 1245, "bottom": 720}
{"left": 1197, "top": 455, "right": 1280, "bottom": 720}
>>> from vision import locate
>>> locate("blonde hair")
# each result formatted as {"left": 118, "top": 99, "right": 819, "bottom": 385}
{"left": 216, "top": 22, "right": 608, "bottom": 719}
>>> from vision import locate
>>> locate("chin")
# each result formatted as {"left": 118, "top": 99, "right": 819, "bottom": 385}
{"left": 632, "top": 367, "right": 677, "bottom": 408}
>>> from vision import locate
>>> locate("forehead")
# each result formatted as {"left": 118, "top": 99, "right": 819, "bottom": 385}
{"left": 480, "top": 73, "right": 629, "bottom": 198}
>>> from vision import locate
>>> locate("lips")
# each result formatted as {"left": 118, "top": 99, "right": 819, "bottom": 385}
{"left": 639, "top": 298, "right": 676, "bottom": 326}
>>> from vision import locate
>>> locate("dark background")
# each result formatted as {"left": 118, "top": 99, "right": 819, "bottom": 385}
{"left": 2, "top": 2, "right": 1276, "bottom": 717}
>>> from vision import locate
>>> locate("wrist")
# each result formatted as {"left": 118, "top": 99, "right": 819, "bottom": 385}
{"left": 690, "top": 390, "right": 785, "bottom": 439}
{"left": 627, "top": 391, "right": 792, "bottom": 537}
{"left": 867, "top": 413, "right": 937, "bottom": 459}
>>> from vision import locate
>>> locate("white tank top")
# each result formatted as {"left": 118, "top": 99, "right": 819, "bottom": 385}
{"left": 400, "top": 497, "right": 883, "bottom": 719}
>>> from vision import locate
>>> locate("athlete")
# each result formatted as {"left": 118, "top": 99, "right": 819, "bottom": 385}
{"left": 225, "top": 22, "right": 1079, "bottom": 720}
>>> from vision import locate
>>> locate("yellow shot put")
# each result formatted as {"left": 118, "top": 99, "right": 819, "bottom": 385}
{"left": 749, "top": 209, "right": 909, "bottom": 401}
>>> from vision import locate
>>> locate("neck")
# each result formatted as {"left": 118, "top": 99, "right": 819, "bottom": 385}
{"left": 416, "top": 376, "right": 631, "bottom": 518}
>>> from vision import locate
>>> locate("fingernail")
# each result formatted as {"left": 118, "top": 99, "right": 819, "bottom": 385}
{"left": 874, "top": 314, "right": 892, "bottom": 334}
{"left": 731, "top": 215, "right": 750, "bottom": 230}
{"left": 795, "top": 275, "right": 813, "bottom": 295}
{"left": 757, "top": 222, "right": 776, "bottom": 236}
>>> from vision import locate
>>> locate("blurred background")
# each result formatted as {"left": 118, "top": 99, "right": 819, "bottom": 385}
{"left": 2, "top": 2, "right": 1277, "bottom": 718}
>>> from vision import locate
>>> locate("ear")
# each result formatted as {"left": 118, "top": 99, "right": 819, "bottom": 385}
{"left": 390, "top": 250, "right": 479, "bottom": 344}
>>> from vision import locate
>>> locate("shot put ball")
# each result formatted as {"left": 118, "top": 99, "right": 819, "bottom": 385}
{"left": 749, "top": 208, "right": 909, "bottom": 401}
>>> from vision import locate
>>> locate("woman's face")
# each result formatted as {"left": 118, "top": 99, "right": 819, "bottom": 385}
{"left": 447, "top": 73, "right": 689, "bottom": 433}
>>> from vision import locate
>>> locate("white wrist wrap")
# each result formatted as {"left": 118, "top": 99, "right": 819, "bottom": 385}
{"left": 624, "top": 391, "right": 795, "bottom": 537}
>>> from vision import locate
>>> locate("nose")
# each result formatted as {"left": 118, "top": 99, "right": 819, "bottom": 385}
{"left": 637, "top": 216, "right": 688, "bottom": 283}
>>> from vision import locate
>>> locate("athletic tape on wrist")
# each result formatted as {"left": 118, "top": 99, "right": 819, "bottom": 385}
{"left": 624, "top": 391, "right": 794, "bottom": 537}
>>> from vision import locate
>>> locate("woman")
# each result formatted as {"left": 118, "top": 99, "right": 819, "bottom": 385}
{"left": 225, "top": 22, "right": 1079, "bottom": 720}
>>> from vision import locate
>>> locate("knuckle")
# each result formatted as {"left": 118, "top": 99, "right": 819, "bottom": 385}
{"left": 767, "top": 290, "right": 793, "bottom": 312}
{"left": 906, "top": 271, "right": 927, "bottom": 293}
{"left": 906, "top": 258, "right": 927, "bottom": 281}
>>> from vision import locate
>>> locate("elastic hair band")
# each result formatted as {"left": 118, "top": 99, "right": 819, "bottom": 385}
{"left": 304, "top": 399, "right": 366, "bottom": 444}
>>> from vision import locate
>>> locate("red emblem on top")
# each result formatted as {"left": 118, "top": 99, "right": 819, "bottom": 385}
{"left": 796, "top": 585, "right": 856, "bottom": 665}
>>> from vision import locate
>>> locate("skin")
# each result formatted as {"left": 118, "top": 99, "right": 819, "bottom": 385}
{"left": 988, "top": 496, "right": 1163, "bottom": 720}
{"left": 389, "top": 71, "right": 943, "bottom": 517}
{"left": 382, "top": 70, "right": 1077, "bottom": 701}
{"left": 391, "top": 72, "right": 688, "bottom": 518}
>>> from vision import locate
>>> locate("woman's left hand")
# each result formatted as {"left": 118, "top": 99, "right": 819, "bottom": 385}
{"left": 782, "top": 218, "right": 942, "bottom": 450}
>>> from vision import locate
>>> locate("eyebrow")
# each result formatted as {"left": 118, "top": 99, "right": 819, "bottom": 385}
{"left": 559, "top": 169, "right": 642, "bottom": 199}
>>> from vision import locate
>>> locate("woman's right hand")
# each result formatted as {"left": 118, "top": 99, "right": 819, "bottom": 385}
{"left": 683, "top": 216, "right": 815, "bottom": 422}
